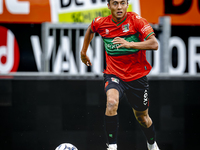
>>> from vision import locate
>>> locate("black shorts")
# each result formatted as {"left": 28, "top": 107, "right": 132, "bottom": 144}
{"left": 104, "top": 74, "right": 150, "bottom": 111}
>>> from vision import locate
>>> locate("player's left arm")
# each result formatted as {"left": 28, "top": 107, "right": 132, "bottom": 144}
{"left": 112, "top": 35, "right": 158, "bottom": 50}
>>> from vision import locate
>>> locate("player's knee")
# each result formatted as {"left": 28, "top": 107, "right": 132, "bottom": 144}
{"left": 106, "top": 98, "right": 118, "bottom": 114}
{"left": 136, "top": 115, "right": 149, "bottom": 128}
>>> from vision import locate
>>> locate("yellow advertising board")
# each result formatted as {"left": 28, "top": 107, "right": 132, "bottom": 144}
{"left": 59, "top": 5, "right": 133, "bottom": 23}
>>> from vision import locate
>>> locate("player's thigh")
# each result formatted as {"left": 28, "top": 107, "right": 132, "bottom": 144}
{"left": 104, "top": 74, "right": 124, "bottom": 112}
{"left": 104, "top": 74, "right": 124, "bottom": 100}
{"left": 125, "top": 76, "right": 150, "bottom": 111}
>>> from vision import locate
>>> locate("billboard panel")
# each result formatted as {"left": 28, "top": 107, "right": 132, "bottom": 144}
{"left": 0, "top": 0, "right": 51, "bottom": 23}
{"left": 0, "top": 0, "right": 200, "bottom": 25}
{"left": 0, "top": 24, "right": 40, "bottom": 72}
{"left": 50, "top": 0, "right": 140, "bottom": 23}
{"left": 0, "top": 0, "right": 200, "bottom": 75}
{"left": 140, "top": 0, "right": 200, "bottom": 25}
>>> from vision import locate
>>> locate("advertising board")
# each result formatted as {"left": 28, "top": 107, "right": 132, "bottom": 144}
{"left": 0, "top": 0, "right": 199, "bottom": 75}
{"left": 0, "top": 0, "right": 51, "bottom": 23}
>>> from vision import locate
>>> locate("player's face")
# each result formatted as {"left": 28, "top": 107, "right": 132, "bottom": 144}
{"left": 108, "top": 0, "right": 128, "bottom": 21}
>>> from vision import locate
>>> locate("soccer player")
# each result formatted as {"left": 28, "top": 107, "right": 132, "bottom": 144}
{"left": 81, "top": 0, "right": 159, "bottom": 150}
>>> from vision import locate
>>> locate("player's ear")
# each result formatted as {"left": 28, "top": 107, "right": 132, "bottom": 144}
{"left": 107, "top": 3, "right": 111, "bottom": 10}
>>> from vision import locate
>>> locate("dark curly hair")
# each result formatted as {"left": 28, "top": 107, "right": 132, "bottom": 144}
{"left": 107, "top": 0, "right": 129, "bottom": 4}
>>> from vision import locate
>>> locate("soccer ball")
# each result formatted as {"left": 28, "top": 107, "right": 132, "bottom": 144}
{"left": 55, "top": 143, "right": 78, "bottom": 150}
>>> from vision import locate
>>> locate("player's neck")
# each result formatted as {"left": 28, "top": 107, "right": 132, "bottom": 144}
{"left": 112, "top": 13, "right": 127, "bottom": 23}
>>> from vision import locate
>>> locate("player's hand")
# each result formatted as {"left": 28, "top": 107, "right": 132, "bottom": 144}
{"left": 80, "top": 51, "right": 92, "bottom": 66}
{"left": 112, "top": 37, "right": 131, "bottom": 49}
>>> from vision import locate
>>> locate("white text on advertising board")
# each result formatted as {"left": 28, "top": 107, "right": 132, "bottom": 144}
{"left": 0, "top": 0, "right": 30, "bottom": 14}
{"left": 30, "top": 35, "right": 200, "bottom": 75}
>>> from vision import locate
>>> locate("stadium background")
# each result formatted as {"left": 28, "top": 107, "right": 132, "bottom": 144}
{"left": 0, "top": 0, "right": 200, "bottom": 150}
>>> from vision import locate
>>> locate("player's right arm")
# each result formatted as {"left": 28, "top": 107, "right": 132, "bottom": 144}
{"left": 80, "top": 24, "right": 94, "bottom": 66}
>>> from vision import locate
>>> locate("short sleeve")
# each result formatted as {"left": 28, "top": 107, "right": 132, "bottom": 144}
{"left": 134, "top": 14, "right": 155, "bottom": 40}
{"left": 91, "top": 16, "right": 103, "bottom": 33}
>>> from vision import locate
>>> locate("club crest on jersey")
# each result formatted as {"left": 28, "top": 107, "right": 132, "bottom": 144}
{"left": 111, "top": 77, "right": 119, "bottom": 84}
{"left": 122, "top": 24, "right": 129, "bottom": 32}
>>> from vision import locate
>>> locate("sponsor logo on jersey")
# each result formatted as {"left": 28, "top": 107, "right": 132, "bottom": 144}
{"left": 105, "top": 43, "right": 120, "bottom": 50}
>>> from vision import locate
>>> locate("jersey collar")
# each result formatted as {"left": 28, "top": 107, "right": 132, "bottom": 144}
{"left": 111, "top": 14, "right": 127, "bottom": 26}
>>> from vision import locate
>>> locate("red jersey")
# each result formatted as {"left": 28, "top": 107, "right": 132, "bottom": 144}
{"left": 91, "top": 12, "right": 155, "bottom": 82}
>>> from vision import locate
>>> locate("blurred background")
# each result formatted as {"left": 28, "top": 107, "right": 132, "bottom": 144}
{"left": 0, "top": 0, "right": 200, "bottom": 150}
